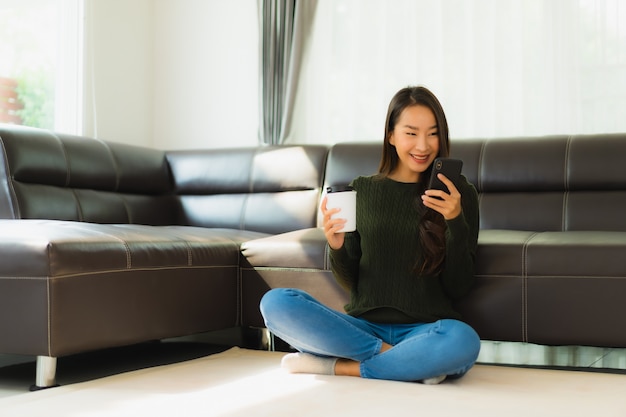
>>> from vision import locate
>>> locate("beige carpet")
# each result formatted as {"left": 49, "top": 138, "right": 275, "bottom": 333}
{"left": 0, "top": 347, "right": 624, "bottom": 416}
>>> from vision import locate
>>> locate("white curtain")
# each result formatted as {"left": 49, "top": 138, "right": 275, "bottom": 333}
{"left": 287, "top": 0, "right": 626, "bottom": 144}
{"left": 258, "top": 0, "right": 317, "bottom": 145}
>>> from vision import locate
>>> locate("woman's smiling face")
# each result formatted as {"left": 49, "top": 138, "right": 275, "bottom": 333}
{"left": 388, "top": 104, "right": 440, "bottom": 183}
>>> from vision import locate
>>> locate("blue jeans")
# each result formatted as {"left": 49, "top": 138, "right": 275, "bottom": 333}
{"left": 260, "top": 288, "right": 481, "bottom": 381}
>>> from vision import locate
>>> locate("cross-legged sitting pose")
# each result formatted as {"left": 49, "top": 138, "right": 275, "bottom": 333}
{"left": 260, "top": 86, "right": 480, "bottom": 384}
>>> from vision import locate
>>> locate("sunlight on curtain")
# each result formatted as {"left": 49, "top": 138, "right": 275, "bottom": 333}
{"left": 288, "top": 0, "right": 626, "bottom": 144}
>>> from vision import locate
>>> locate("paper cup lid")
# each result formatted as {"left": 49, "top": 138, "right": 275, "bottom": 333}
{"left": 327, "top": 185, "right": 354, "bottom": 193}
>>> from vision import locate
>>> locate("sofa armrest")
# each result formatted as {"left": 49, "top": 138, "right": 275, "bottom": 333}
{"left": 240, "top": 228, "right": 349, "bottom": 328}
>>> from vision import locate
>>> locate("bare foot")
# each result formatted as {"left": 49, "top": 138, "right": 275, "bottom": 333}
{"left": 334, "top": 342, "right": 393, "bottom": 377}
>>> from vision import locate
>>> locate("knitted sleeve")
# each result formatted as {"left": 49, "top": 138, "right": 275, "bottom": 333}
{"left": 329, "top": 230, "right": 361, "bottom": 292}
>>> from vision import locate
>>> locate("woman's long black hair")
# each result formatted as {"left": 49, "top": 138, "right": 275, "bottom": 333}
{"left": 377, "top": 86, "right": 450, "bottom": 276}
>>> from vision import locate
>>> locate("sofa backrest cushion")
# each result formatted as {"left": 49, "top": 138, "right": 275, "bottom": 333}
{"left": 452, "top": 134, "right": 626, "bottom": 231}
{"left": 324, "top": 134, "right": 626, "bottom": 232}
{"left": 323, "top": 142, "right": 382, "bottom": 189}
{"left": 167, "top": 145, "right": 329, "bottom": 234}
{"left": 0, "top": 125, "right": 176, "bottom": 224}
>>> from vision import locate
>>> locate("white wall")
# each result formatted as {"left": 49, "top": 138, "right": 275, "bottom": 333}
{"left": 83, "top": 0, "right": 155, "bottom": 147}
{"left": 84, "top": 0, "right": 258, "bottom": 149}
{"left": 152, "top": 0, "right": 259, "bottom": 149}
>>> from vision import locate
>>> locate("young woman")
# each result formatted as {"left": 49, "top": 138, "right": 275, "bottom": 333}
{"left": 260, "top": 86, "right": 480, "bottom": 384}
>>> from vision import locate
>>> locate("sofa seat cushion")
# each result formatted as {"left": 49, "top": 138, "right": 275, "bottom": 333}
{"left": 240, "top": 228, "right": 349, "bottom": 327}
{"left": 524, "top": 231, "right": 626, "bottom": 347}
{"left": 457, "top": 229, "right": 626, "bottom": 347}
{"left": 0, "top": 219, "right": 267, "bottom": 357}
{"left": 242, "top": 227, "right": 626, "bottom": 348}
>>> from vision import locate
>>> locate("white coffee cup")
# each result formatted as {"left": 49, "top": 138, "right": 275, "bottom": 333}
{"left": 325, "top": 186, "right": 357, "bottom": 232}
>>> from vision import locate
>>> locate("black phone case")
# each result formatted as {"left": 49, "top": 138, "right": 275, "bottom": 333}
{"left": 427, "top": 158, "right": 463, "bottom": 193}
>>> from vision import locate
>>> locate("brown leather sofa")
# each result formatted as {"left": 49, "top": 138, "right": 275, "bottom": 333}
{"left": 1, "top": 124, "right": 625, "bottom": 389}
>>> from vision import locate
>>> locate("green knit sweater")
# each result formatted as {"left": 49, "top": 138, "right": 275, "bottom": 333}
{"left": 329, "top": 175, "right": 479, "bottom": 324}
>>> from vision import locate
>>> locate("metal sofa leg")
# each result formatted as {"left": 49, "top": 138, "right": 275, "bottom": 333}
{"left": 30, "top": 355, "right": 59, "bottom": 391}
{"left": 263, "top": 328, "right": 275, "bottom": 351}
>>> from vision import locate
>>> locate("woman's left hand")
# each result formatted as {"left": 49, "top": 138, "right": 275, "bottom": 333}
{"left": 421, "top": 173, "right": 462, "bottom": 220}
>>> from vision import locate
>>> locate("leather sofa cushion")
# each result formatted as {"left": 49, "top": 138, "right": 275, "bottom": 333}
{"left": 0, "top": 219, "right": 268, "bottom": 357}
{"left": 242, "top": 226, "right": 626, "bottom": 347}
{"left": 525, "top": 231, "right": 626, "bottom": 346}
{"left": 241, "top": 228, "right": 329, "bottom": 270}
{"left": 458, "top": 229, "right": 626, "bottom": 346}
{"left": 240, "top": 228, "right": 348, "bottom": 328}
{"left": 0, "top": 127, "right": 174, "bottom": 224}
{"left": 167, "top": 146, "right": 329, "bottom": 234}
{"left": 0, "top": 220, "right": 264, "bottom": 277}
{"left": 452, "top": 134, "right": 626, "bottom": 232}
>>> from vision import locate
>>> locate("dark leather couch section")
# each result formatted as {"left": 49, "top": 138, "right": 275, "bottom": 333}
{"left": 1, "top": 123, "right": 626, "bottom": 387}
{"left": 453, "top": 134, "right": 626, "bottom": 231}
{"left": 0, "top": 125, "right": 175, "bottom": 224}
{"left": 167, "top": 146, "right": 329, "bottom": 234}
{"left": 450, "top": 134, "right": 626, "bottom": 345}
{"left": 525, "top": 231, "right": 626, "bottom": 346}
{"left": 0, "top": 219, "right": 261, "bottom": 357}
{"left": 454, "top": 229, "right": 535, "bottom": 343}
{"left": 449, "top": 134, "right": 626, "bottom": 346}
{"left": 0, "top": 126, "right": 318, "bottom": 363}
{"left": 242, "top": 133, "right": 626, "bottom": 347}
{"left": 240, "top": 227, "right": 349, "bottom": 327}
{"left": 240, "top": 142, "right": 383, "bottom": 327}
{"left": 323, "top": 142, "right": 381, "bottom": 188}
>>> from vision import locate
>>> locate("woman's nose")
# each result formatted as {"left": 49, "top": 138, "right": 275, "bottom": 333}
{"left": 413, "top": 135, "right": 430, "bottom": 152}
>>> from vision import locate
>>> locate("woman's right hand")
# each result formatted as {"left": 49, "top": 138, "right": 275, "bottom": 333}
{"left": 320, "top": 196, "right": 346, "bottom": 250}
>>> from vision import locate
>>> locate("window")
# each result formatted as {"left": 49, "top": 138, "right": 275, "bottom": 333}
{"left": 0, "top": 0, "right": 83, "bottom": 134}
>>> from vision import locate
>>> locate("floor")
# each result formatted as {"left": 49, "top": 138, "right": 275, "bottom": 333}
{"left": 2, "top": 346, "right": 625, "bottom": 417}
{"left": 0, "top": 339, "right": 231, "bottom": 398}
{"left": 1, "top": 329, "right": 625, "bottom": 399}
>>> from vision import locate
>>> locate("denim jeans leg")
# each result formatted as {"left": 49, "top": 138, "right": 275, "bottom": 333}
{"left": 360, "top": 319, "right": 481, "bottom": 381}
{"left": 260, "top": 288, "right": 383, "bottom": 361}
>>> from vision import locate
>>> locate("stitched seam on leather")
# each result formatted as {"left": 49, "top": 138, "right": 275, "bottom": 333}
{"left": 44, "top": 242, "right": 53, "bottom": 356}
{"left": 521, "top": 232, "right": 538, "bottom": 343}
{"left": 97, "top": 139, "right": 120, "bottom": 192}
{"left": 324, "top": 242, "right": 330, "bottom": 270}
{"left": 0, "top": 277, "right": 50, "bottom": 281}
{"left": 122, "top": 241, "right": 131, "bottom": 269}
{"left": 54, "top": 132, "right": 71, "bottom": 187}
{"left": 241, "top": 150, "right": 258, "bottom": 230}
{"left": 243, "top": 266, "right": 332, "bottom": 272}
{"left": 186, "top": 244, "right": 193, "bottom": 266}
{"left": 522, "top": 237, "right": 528, "bottom": 342}
{"left": 162, "top": 227, "right": 195, "bottom": 266}
{"left": 119, "top": 195, "right": 132, "bottom": 224}
{"left": 46, "top": 265, "right": 52, "bottom": 356}
{"left": 563, "top": 135, "right": 573, "bottom": 231}
{"left": 71, "top": 189, "right": 85, "bottom": 221}
{"left": 28, "top": 264, "right": 239, "bottom": 279}
{"left": 65, "top": 223, "right": 133, "bottom": 269}
{"left": 528, "top": 275, "right": 625, "bottom": 279}
{"left": 477, "top": 140, "right": 487, "bottom": 192}
{"left": 0, "top": 138, "right": 20, "bottom": 218}
{"left": 564, "top": 135, "right": 572, "bottom": 191}
{"left": 236, "top": 252, "right": 242, "bottom": 326}
{"left": 562, "top": 191, "right": 569, "bottom": 231}
{"left": 248, "top": 149, "right": 258, "bottom": 194}
{"left": 240, "top": 195, "right": 250, "bottom": 230}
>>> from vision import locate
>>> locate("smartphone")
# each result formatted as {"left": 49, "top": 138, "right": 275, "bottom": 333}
{"left": 427, "top": 158, "right": 463, "bottom": 195}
